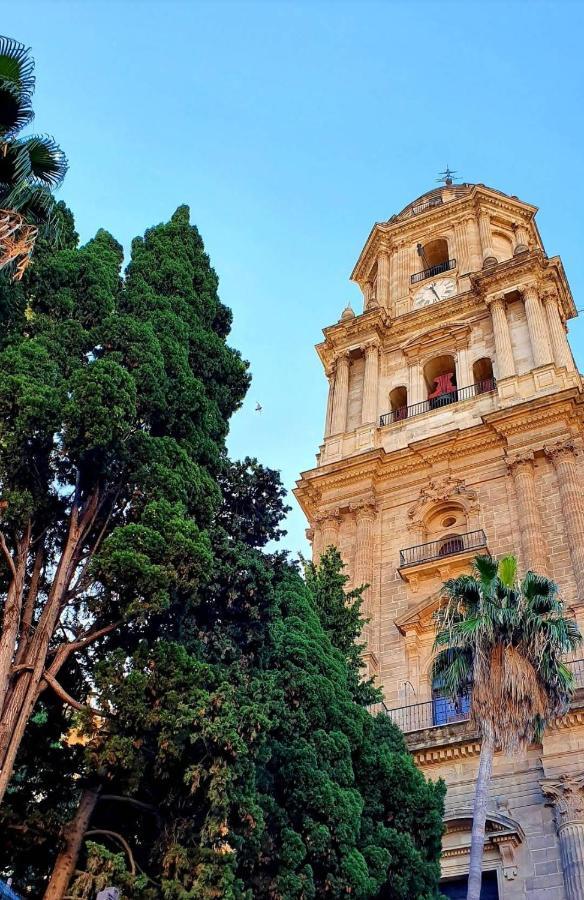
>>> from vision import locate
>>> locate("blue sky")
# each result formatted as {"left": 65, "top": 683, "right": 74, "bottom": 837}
{"left": 6, "top": 0, "right": 584, "bottom": 556}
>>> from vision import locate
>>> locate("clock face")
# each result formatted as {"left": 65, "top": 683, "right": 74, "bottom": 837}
{"left": 413, "top": 277, "right": 457, "bottom": 309}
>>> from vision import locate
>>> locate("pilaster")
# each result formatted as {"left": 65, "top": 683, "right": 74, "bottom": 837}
{"left": 487, "top": 292, "right": 516, "bottom": 380}
{"left": 541, "top": 774, "right": 584, "bottom": 900}
{"left": 361, "top": 341, "right": 379, "bottom": 426}
{"left": 545, "top": 440, "right": 584, "bottom": 600}
{"left": 506, "top": 451, "right": 547, "bottom": 574}
{"left": 330, "top": 351, "right": 350, "bottom": 435}
{"left": 522, "top": 282, "right": 554, "bottom": 368}
{"left": 543, "top": 289, "right": 574, "bottom": 371}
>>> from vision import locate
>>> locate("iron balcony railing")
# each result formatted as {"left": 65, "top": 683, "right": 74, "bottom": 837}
{"left": 399, "top": 529, "right": 487, "bottom": 568}
{"left": 411, "top": 196, "right": 443, "bottom": 216}
{"left": 386, "top": 694, "right": 472, "bottom": 734}
{"left": 379, "top": 378, "right": 496, "bottom": 427}
{"left": 411, "top": 257, "right": 456, "bottom": 284}
{"left": 373, "top": 659, "right": 584, "bottom": 735}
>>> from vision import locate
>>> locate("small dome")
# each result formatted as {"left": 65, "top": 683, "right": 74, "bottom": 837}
{"left": 340, "top": 303, "right": 355, "bottom": 321}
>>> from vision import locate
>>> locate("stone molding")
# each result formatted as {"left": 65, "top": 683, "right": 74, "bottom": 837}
{"left": 351, "top": 185, "right": 538, "bottom": 286}
{"left": 407, "top": 475, "right": 479, "bottom": 533}
{"left": 541, "top": 773, "right": 584, "bottom": 828}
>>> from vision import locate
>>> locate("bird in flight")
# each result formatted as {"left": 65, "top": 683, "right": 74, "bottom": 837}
{"left": 255, "top": 402, "right": 262, "bottom": 413}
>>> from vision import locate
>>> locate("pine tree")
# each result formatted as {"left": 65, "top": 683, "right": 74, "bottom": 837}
{"left": 0, "top": 204, "right": 248, "bottom": 804}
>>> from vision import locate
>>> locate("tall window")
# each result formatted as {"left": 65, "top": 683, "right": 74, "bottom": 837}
{"left": 473, "top": 357, "right": 495, "bottom": 393}
{"left": 389, "top": 385, "right": 408, "bottom": 421}
{"left": 424, "top": 354, "right": 458, "bottom": 408}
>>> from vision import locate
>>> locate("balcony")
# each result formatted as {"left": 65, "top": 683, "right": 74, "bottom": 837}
{"left": 411, "top": 257, "right": 456, "bottom": 284}
{"left": 399, "top": 529, "right": 488, "bottom": 569}
{"left": 377, "top": 660, "right": 584, "bottom": 736}
{"left": 411, "top": 196, "right": 443, "bottom": 216}
{"left": 379, "top": 378, "right": 497, "bottom": 428}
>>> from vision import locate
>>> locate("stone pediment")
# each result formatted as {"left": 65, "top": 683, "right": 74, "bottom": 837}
{"left": 395, "top": 590, "right": 442, "bottom": 635}
{"left": 402, "top": 321, "right": 471, "bottom": 360}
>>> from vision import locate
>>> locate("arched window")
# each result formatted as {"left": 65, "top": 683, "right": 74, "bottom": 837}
{"left": 472, "top": 357, "right": 495, "bottom": 394}
{"left": 424, "top": 354, "right": 458, "bottom": 408}
{"left": 389, "top": 385, "right": 408, "bottom": 422}
{"left": 418, "top": 238, "right": 449, "bottom": 269}
{"left": 438, "top": 535, "right": 465, "bottom": 557}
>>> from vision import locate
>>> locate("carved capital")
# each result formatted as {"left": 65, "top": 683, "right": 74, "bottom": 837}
{"left": 351, "top": 499, "right": 377, "bottom": 521}
{"left": 505, "top": 450, "right": 535, "bottom": 472}
{"left": 315, "top": 508, "right": 341, "bottom": 526}
{"left": 362, "top": 338, "right": 379, "bottom": 355}
{"left": 332, "top": 349, "right": 351, "bottom": 368}
{"left": 485, "top": 291, "right": 506, "bottom": 309}
{"left": 541, "top": 773, "right": 584, "bottom": 829}
{"left": 544, "top": 439, "right": 579, "bottom": 461}
{"left": 520, "top": 282, "right": 539, "bottom": 303}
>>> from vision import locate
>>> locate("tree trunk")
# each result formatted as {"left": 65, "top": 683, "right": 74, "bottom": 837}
{"left": 43, "top": 786, "right": 101, "bottom": 900}
{"left": 466, "top": 727, "right": 495, "bottom": 900}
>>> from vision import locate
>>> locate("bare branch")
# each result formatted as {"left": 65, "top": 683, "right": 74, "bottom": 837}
{"left": 42, "top": 671, "right": 108, "bottom": 717}
{"left": 99, "top": 794, "right": 157, "bottom": 814}
{"left": 84, "top": 829, "right": 136, "bottom": 875}
{"left": 0, "top": 530, "right": 17, "bottom": 581}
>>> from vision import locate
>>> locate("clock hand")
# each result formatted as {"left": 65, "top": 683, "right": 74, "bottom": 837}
{"left": 430, "top": 283, "right": 440, "bottom": 300}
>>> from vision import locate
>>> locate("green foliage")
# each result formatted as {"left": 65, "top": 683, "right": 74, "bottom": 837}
{"left": 432, "top": 553, "right": 582, "bottom": 751}
{"left": 0, "top": 35, "right": 67, "bottom": 246}
{"left": 2, "top": 207, "right": 443, "bottom": 899}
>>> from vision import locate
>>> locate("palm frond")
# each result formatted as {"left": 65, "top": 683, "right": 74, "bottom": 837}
{"left": 0, "top": 36, "right": 35, "bottom": 137}
{"left": 16, "top": 134, "right": 67, "bottom": 187}
{"left": 497, "top": 554, "right": 517, "bottom": 589}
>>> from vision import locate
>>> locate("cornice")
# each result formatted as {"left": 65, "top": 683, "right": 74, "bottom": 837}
{"left": 351, "top": 186, "right": 539, "bottom": 286}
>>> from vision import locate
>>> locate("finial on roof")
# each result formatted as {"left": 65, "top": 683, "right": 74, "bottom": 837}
{"left": 437, "top": 165, "right": 459, "bottom": 186}
{"left": 340, "top": 303, "right": 355, "bottom": 322}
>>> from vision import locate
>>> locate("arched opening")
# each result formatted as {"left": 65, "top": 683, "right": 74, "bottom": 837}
{"left": 472, "top": 357, "right": 495, "bottom": 394}
{"left": 438, "top": 534, "right": 465, "bottom": 557}
{"left": 431, "top": 668, "right": 471, "bottom": 727}
{"left": 418, "top": 237, "right": 449, "bottom": 269}
{"left": 424, "top": 354, "right": 457, "bottom": 408}
{"left": 389, "top": 385, "right": 408, "bottom": 421}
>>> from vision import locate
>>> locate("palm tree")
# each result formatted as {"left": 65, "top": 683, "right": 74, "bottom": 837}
{"left": 0, "top": 35, "right": 67, "bottom": 279}
{"left": 432, "top": 554, "right": 582, "bottom": 900}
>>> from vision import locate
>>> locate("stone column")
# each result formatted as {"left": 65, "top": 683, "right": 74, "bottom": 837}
{"left": 361, "top": 341, "right": 379, "bottom": 425}
{"left": 317, "top": 510, "right": 340, "bottom": 560}
{"left": 506, "top": 451, "right": 547, "bottom": 574}
{"left": 330, "top": 352, "right": 350, "bottom": 435}
{"left": 465, "top": 215, "right": 483, "bottom": 272}
{"left": 541, "top": 774, "right": 584, "bottom": 900}
{"left": 513, "top": 221, "right": 530, "bottom": 255}
{"left": 353, "top": 501, "right": 376, "bottom": 613}
{"left": 478, "top": 209, "right": 497, "bottom": 266}
{"left": 543, "top": 291, "right": 573, "bottom": 370}
{"left": 522, "top": 283, "right": 553, "bottom": 368}
{"left": 487, "top": 293, "right": 516, "bottom": 379}
{"left": 376, "top": 248, "right": 390, "bottom": 309}
{"left": 323, "top": 366, "right": 335, "bottom": 438}
{"left": 454, "top": 219, "right": 472, "bottom": 275}
{"left": 396, "top": 242, "right": 411, "bottom": 300}
{"left": 545, "top": 441, "right": 584, "bottom": 598}
{"left": 408, "top": 361, "right": 425, "bottom": 407}
{"left": 455, "top": 342, "right": 472, "bottom": 389}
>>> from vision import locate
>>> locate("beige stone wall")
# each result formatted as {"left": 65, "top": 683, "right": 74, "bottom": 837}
{"left": 296, "top": 182, "right": 584, "bottom": 898}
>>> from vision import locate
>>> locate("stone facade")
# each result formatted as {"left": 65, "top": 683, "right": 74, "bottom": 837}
{"left": 295, "top": 181, "right": 584, "bottom": 897}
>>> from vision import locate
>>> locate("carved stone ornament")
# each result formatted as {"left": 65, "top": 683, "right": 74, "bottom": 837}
{"left": 505, "top": 449, "right": 535, "bottom": 472}
{"left": 407, "top": 476, "right": 479, "bottom": 533}
{"left": 350, "top": 498, "right": 377, "bottom": 520}
{"left": 544, "top": 439, "right": 579, "bottom": 461}
{"left": 540, "top": 773, "right": 584, "bottom": 829}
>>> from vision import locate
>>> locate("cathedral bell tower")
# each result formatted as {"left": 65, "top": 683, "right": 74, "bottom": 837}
{"left": 294, "top": 180, "right": 584, "bottom": 899}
